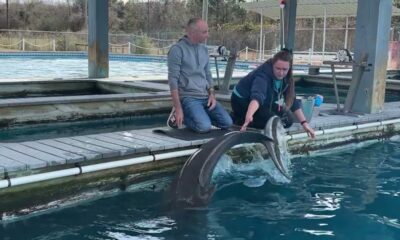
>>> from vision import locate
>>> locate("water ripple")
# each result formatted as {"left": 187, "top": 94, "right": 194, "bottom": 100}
{"left": 368, "top": 214, "right": 400, "bottom": 229}
{"left": 114, "top": 216, "right": 175, "bottom": 234}
{"left": 295, "top": 228, "right": 335, "bottom": 236}
{"left": 311, "top": 192, "right": 343, "bottom": 211}
{"left": 304, "top": 213, "right": 336, "bottom": 219}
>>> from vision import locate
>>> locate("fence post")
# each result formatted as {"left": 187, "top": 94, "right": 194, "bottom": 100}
{"left": 53, "top": 39, "right": 56, "bottom": 51}
{"left": 128, "top": 42, "right": 131, "bottom": 54}
{"left": 22, "top": 38, "right": 25, "bottom": 51}
{"left": 245, "top": 46, "right": 248, "bottom": 61}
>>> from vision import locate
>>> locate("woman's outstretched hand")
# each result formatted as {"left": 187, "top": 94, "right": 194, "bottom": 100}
{"left": 240, "top": 115, "right": 253, "bottom": 131}
{"left": 302, "top": 122, "right": 315, "bottom": 139}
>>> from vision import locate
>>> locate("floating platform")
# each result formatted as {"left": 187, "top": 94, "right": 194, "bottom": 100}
{"left": 1, "top": 71, "right": 400, "bottom": 219}
{"left": 0, "top": 79, "right": 172, "bottom": 128}
{"left": 2, "top": 101, "right": 400, "bottom": 179}
{"left": 1, "top": 100, "right": 400, "bottom": 218}
{"left": 302, "top": 74, "right": 400, "bottom": 91}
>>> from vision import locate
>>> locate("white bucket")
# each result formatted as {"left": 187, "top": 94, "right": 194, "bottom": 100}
{"left": 297, "top": 96, "right": 315, "bottom": 122}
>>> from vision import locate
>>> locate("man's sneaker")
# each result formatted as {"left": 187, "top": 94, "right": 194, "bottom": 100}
{"left": 167, "top": 107, "right": 178, "bottom": 129}
{"left": 211, "top": 125, "right": 220, "bottom": 130}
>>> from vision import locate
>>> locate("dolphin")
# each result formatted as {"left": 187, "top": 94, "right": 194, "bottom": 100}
{"left": 170, "top": 125, "right": 290, "bottom": 208}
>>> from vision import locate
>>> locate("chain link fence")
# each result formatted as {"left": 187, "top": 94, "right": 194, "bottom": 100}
{"left": 1, "top": 26, "right": 399, "bottom": 63}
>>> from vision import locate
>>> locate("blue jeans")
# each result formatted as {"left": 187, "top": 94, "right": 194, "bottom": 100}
{"left": 181, "top": 97, "right": 233, "bottom": 133}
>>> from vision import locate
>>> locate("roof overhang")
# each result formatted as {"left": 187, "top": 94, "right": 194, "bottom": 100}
{"left": 240, "top": 0, "right": 400, "bottom": 19}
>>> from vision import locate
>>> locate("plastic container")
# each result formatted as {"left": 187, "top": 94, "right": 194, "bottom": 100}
{"left": 297, "top": 96, "right": 315, "bottom": 122}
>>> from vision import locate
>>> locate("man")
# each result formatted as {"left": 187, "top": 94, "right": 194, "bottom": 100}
{"left": 167, "top": 18, "right": 232, "bottom": 133}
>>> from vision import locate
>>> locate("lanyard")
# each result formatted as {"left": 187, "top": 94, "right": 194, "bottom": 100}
{"left": 274, "top": 79, "right": 284, "bottom": 112}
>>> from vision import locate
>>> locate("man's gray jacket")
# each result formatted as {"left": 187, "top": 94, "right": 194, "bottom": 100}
{"left": 168, "top": 36, "right": 213, "bottom": 98}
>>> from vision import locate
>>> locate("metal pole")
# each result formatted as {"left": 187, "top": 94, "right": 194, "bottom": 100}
{"left": 330, "top": 64, "right": 341, "bottom": 111}
{"left": 214, "top": 57, "right": 220, "bottom": 87}
{"left": 259, "top": 9, "right": 263, "bottom": 62}
{"left": 88, "top": 0, "right": 109, "bottom": 78}
{"left": 283, "top": 0, "right": 297, "bottom": 52}
{"left": 262, "top": 34, "right": 266, "bottom": 61}
{"left": 6, "top": 0, "right": 9, "bottom": 29}
{"left": 221, "top": 50, "right": 237, "bottom": 94}
{"left": 322, "top": 8, "right": 327, "bottom": 60}
{"left": 311, "top": 17, "right": 315, "bottom": 59}
{"left": 344, "top": 16, "right": 349, "bottom": 49}
{"left": 280, "top": 7, "right": 285, "bottom": 48}
{"left": 84, "top": 0, "right": 87, "bottom": 29}
{"left": 202, "top": 0, "right": 208, "bottom": 23}
{"left": 147, "top": 0, "right": 150, "bottom": 33}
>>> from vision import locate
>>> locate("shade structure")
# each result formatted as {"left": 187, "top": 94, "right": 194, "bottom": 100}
{"left": 240, "top": 0, "right": 400, "bottom": 19}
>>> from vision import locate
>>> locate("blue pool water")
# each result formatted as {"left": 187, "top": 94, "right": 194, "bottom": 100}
{"left": 0, "top": 53, "right": 254, "bottom": 79}
{"left": 1, "top": 138, "right": 400, "bottom": 239}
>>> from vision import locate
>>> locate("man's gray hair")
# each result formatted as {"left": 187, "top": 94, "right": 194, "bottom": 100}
{"left": 186, "top": 18, "right": 202, "bottom": 29}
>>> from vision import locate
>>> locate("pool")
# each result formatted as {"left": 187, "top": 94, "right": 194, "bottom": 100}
{"left": 0, "top": 52, "right": 254, "bottom": 79}
{"left": 0, "top": 114, "right": 168, "bottom": 143}
{"left": 1, "top": 138, "right": 399, "bottom": 239}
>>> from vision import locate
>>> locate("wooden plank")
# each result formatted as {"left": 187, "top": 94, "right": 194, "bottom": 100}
{"left": 133, "top": 129, "right": 190, "bottom": 149}
{"left": 133, "top": 128, "right": 176, "bottom": 140}
{"left": 5, "top": 143, "right": 66, "bottom": 166}
{"left": 189, "top": 138, "right": 213, "bottom": 146}
{"left": 71, "top": 136, "right": 135, "bottom": 156}
{"left": 38, "top": 139, "right": 101, "bottom": 161}
{"left": 81, "top": 135, "right": 138, "bottom": 155}
{"left": 86, "top": 134, "right": 148, "bottom": 153}
{"left": 135, "top": 128, "right": 214, "bottom": 147}
{"left": 21, "top": 142, "right": 84, "bottom": 163}
{"left": 134, "top": 128, "right": 217, "bottom": 147}
{"left": 0, "top": 146, "right": 47, "bottom": 169}
{"left": 56, "top": 138, "right": 119, "bottom": 159}
{"left": 103, "top": 133, "right": 163, "bottom": 151}
{"left": 127, "top": 132, "right": 180, "bottom": 149}
{"left": 118, "top": 131, "right": 167, "bottom": 144}
{"left": 0, "top": 155, "right": 26, "bottom": 172}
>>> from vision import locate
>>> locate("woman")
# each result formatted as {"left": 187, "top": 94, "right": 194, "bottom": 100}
{"left": 231, "top": 50, "right": 315, "bottom": 138}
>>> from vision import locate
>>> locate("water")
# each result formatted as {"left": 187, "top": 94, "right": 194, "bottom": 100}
{"left": 2, "top": 138, "right": 400, "bottom": 239}
{"left": 1, "top": 55, "right": 398, "bottom": 103}
{"left": 0, "top": 114, "right": 168, "bottom": 143}
{"left": 0, "top": 55, "right": 251, "bottom": 79}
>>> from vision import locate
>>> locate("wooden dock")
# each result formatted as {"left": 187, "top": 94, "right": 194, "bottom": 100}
{"left": 1, "top": 102, "right": 400, "bottom": 219}
{"left": 0, "top": 127, "right": 209, "bottom": 178}
{"left": 1, "top": 102, "right": 400, "bottom": 179}
{"left": 302, "top": 74, "right": 400, "bottom": 91}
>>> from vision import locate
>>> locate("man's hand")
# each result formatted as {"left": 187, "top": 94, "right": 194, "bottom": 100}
{"left": 175, "top": 107, "right": 184, "bottom": 128}
{"left": 207, "top": 94, "right": 217, "bottom": 110}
